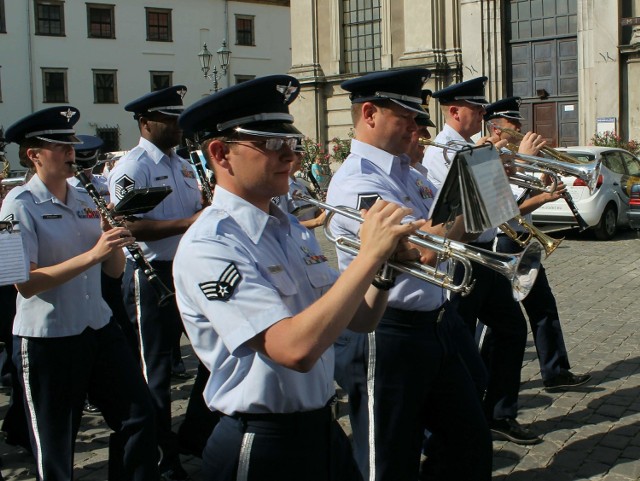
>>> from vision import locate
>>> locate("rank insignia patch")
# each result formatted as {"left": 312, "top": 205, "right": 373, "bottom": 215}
{"left": 114, "top": 175, "right": 135, "bottom": 200}
{"left": 199, "top": 263, "right": 241, "bottom": 302}
{"left": 356, "top": 193, "right": 381, "bottom": 210}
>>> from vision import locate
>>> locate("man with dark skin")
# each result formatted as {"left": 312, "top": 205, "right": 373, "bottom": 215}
{"left": 108, "top": 85, "right": 203, "bottom": 481}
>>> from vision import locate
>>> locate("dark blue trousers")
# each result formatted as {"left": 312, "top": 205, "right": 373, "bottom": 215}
{"left": 449, "top": 243, "right": 528, "bottom": 421}
{"left": 202, "top": 407, "right": 362, "bottom": 481}
{"left": 334, "top": 304, "right": 492, "bottom": 481}
{"left": 15, "top": 320, "right": 158, "bottom": 481}
{"left": 123, "top": 259, "right": 184, "bottom": 472}
{"left": 493, "top": 235, "right": 571, "bottom": 381}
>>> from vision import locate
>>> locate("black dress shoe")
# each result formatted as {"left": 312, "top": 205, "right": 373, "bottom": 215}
{"left": 490, "top": 418, "right": 541, "bottom": 445}
{"left": 544, "top": 371, "right": 591, "bottom": 392}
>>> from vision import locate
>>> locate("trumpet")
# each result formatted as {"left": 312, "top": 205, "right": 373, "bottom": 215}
{"left": 487, "top": 122, "right": 583, "bottom": 165}
{"left": 499, "top": 215, "right": 563, "bottom": 258}
{"left": 486, "top": 124, "right": 599, "bottom": 231}
{"left": 419, "top": 137, "right": 558, "bottom": 194}
{"left": 292, "top": 192, "right": 542, "bottom": 301}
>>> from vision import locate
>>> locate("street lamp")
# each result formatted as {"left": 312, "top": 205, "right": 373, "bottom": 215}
{"left": 198, "top": 40, "right": 232, "bottom": 92}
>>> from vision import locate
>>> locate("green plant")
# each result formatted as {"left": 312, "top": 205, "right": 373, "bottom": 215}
{"left": 591, "top": 131, "right": 640, "bottom": 156}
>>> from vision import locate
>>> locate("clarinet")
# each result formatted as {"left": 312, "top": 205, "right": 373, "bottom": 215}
{"left": 562, "top": 192, "right": 590, "bottom": 231}
{"left": 73, "top": 167, "right": 175, "bottom": 307}
{"left": 185, "top": 139, "right": 213, "bottom": 204}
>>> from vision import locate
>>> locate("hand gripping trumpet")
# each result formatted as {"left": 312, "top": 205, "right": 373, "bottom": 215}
{"left": 292, "top": 192, "right": 543, "bottom": 301}
{"left": 418, "top": 137, "right": 558, "bottom": 194}
{"left": 73, "top": 166, "right": 175, "bottom": 306}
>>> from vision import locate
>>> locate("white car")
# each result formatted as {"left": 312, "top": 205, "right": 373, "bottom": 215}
{"left": 531, "top": 146, "right": 640, "bottom": 240}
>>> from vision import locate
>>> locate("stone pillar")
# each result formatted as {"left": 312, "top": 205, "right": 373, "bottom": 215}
{"left": 288, "top": 0, "right": 327, "bottom": 142}
{"left": 577, "top": 0, "right": 621, "bottom": 144}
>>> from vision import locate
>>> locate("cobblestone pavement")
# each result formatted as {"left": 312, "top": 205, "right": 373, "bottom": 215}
{"left": 1, "top": 228, "right": 639, "bottom": 480}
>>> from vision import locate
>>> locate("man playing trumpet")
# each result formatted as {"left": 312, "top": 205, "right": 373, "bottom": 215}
{"left": 328, "top": 68, "right": 492, "bottom": 481}
{"left": 484, "top": 97, "right": 591, "bottom": 392}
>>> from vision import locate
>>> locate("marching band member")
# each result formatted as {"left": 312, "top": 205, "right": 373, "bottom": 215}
{"left": 0, "top": 107, "right": 158, "bottom": 481}
{"left": 107, "top": 85, "right": 203, "bottom": 481}
{"left": 174, "top": 74, "right": 424, "bottom": 481}
{"left": 484, "top": 97, "right": 591, "bottom": 392}
{"left": 328, "top": 68, "right": 492, "bottom": 481}
{"left": 423, "top": 77, "right": 541, "bottom": 445}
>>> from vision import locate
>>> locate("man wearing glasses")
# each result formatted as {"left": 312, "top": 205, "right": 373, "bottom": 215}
{"left": 173, "top": 74, "right": 423, "bottom": 481}
{"left": 107, "top": 85, "right": 204, "bottom": 481}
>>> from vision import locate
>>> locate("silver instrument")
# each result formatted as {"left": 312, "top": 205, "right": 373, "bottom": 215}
{"left": 292, "top": 192, "right": 542, "bottom": 301}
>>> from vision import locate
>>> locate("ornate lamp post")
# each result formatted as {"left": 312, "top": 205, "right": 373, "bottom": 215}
{"left": 198, "top": 41, "right": 232, "bottom": 92}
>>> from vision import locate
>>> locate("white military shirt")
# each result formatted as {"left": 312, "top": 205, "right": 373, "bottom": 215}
{"left": 326, "top": 139, "right": 446, "bottom": 312}
{"left": 0, "top": 175, "right": 112, "bottom": 338}
{"left": 107, "top": 137, "right": 201, "bottom": 261}
{"left": 173, "top": 185, "right": 338, "bottom": 416}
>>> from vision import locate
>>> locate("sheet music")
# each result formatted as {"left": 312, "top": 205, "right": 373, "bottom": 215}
{"left": 428, "top": 144, "right": 519, "bottom": 233}
{"left": 460, "top": 146, "right": 519, "bottom": 230}
{"left": 0, "top": 222, "right": 29, "bottom": 286}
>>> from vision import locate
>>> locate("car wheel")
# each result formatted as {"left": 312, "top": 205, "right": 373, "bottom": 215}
{"left": 593, "top": 204, "right": 617, "bottom": 240}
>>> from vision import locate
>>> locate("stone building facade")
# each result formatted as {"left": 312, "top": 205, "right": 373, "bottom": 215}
{"left": 289, "top": 0, "right": 640, "bottom": 149}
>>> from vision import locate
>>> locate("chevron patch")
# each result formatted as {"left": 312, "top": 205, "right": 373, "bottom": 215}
{"left": 199, "top": 263, "right": 241, "bottom": 301}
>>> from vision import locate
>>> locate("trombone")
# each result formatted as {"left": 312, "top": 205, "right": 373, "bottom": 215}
{"left": 419, "top": 137, "right": 558, "bottom": 194}
{"left": 292, "top": 192, "right": 542, "bottom": 301}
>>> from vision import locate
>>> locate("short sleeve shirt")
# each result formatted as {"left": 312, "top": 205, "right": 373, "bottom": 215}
{"left": 107, "top": 137, "right": 201, "bottom": 261}
{"left": 326, "top": 139, "right": 446, "bottom": 311}
{"left": 173, "top": 186, "right": 339, "bottom": 415}
{"left": 0, "top": 176, "right": 112, "bottom": 338}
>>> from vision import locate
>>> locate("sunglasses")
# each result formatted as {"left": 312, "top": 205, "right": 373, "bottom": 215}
{"left": 226, "top": 137, "right": 298, "bottom": 152}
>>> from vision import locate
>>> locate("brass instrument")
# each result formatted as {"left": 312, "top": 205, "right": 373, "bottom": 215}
{"left": 487, "top": 122, "right": 584, "bottom": 165}
{"left": 292, "top": 192, "right": 542, "bottom": 301}
{"left": 485, "top": 123, "right": 599, "bottom": 231}
{"left": 419, "top": 137, "right": 558, "bottom": 194}
{"left": 499, "top": 215, "right": 562, "bottom": 258}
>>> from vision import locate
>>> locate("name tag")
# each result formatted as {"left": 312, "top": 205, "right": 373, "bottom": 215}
{"left": 42, "top": 214, "right": 62, "bottom": 219}
{"left": 155, "top": 176, "right": 169, "bottom": 181}
{"left": 268, "top": 265, "right": 284, "bottom": 274}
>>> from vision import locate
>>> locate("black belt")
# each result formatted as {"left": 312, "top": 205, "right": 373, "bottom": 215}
{"left": 231, "top": 403, "right": 333, "bottom": 429}
{"left": 385, "top": 305, "right": 445, "bottom": 324}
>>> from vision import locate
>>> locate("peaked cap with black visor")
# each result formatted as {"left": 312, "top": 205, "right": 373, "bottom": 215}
{"left": 74, "top": 134, "right": 105, "bottom": 170}
{"left": 4, "top": 106, "right": 81, "bottom": 145}
{"left": 432, "top": 76, "right": 488, "bottom": 107}
{"left": 340, "top": 67, "right": 432, "bottom": 116}
{"left": 483, "top": 97, "right": 525, "bottom": 122}
{"left": 125, "top": 85, "right": 188, "bottom": 120}
{"left": 178, "top": 75, "right": 303, "bottom": 142}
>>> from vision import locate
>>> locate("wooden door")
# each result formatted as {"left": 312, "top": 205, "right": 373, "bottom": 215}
{"left": 534, "top": 103, "right": 558, "bottom": 147}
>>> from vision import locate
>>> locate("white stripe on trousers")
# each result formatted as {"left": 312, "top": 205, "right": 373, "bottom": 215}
{"left": 20, "top": 338, "right": 45, "bottom": 479}
{"left": 366, "top": 331, "right": 377, "bottom": 481}
{"left": 237, "top": 432, "right": 255, "bottom": 481}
